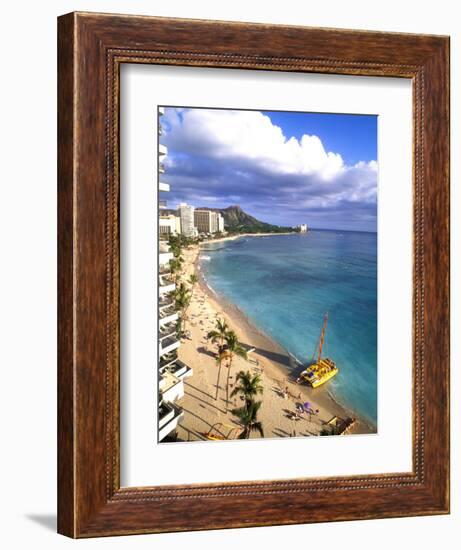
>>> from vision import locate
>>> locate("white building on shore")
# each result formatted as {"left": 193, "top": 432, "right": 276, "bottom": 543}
{"left": 194, "top": 209, "right": 225, "bottom": 234}
{"left": 298, "top": 224, "right": 308, "bottom": 233}
{"left": 158, "top": 109, "right": 192, "bottom": 442}
{"left": 217, "top": 213, "right": 225, "bottom": 233}
{"left": 178, "top": 203, "right": 197, "bottom": 237}
{"left": 159, "top": 214, "right": 181, "bottom": 238}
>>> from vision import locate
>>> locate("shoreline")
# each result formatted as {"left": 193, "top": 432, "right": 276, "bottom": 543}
{"left": 174, "top": 244, "right": 376, "bottom": 442}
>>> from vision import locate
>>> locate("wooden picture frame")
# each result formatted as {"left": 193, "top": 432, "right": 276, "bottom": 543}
{"left": 57, "top": 12, "right": 450, "bottom": 538}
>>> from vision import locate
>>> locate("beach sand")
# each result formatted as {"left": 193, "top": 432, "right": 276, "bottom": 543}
{"left": 174, "top": 244, "right": 375, "bottom": 443}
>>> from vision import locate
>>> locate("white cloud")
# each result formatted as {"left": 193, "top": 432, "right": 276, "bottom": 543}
{"left": 164, "top": 108, "right": 354, "bottom": 181}
{"left": 162, "top": 107, "right": 378, "bottom": 225}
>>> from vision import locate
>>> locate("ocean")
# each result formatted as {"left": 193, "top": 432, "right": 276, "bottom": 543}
{"left": 199, "top": 230, "right": 377, "bottom": 426}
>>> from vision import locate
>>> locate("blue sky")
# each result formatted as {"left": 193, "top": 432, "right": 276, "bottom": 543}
{"left": 160, "top": 107, "right": 378, "bottom": 232}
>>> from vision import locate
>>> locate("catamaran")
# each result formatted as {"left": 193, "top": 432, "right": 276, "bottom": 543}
{"left": 298, "top": 312, "right": 338, "bottom": 388}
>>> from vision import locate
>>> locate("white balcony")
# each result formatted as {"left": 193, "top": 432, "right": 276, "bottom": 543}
{"left": 159, "top": 282, "right": 175, "bottom": 296}
{"left": 166, "top": 359, "right": 193, "bottom": 381}
{"left": 159, "top": 144, "right": 168, "bottom": 156}
{"left": 159, "top": 273, "right": 174, "bottom": 286}
{"left": 159, "top": 350, "right": 178, "bottom": 371}
{"left": 159, "top": 295, "right": 174, "bottom": 310}
{"left": 159, "top": 370, "right": 184, "bottom": 402}
{"left": 159, "top": 252, "right": 173, "bottom": 265}
{"left": 159, "top": 181, "right": 169, "bottom": 192}
{"left": 159, "top": 311, "right": 178, "bottom": 328}
{"left": 158, "top": 401, "right": 183, "bottom": 442}
{"left": 159, "top": 263, "right": 171, "bottom": 276}
{"left": 159, "top": 323, "right": 177, "bottom": 342}
{"left": 159, "top": 335, "right": 180, "bottom": 357}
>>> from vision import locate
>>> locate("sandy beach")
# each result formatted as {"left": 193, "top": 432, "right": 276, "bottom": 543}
{"left": 173, "top": 242, "right": 375, "bottom": 442}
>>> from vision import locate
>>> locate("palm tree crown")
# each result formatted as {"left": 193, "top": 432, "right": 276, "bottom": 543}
{"left": 232, "top": 400, "right": 264, "bottom": 439}
{"left": 231, "top": 370, "right": 264, "bottom": 406}
{"left": 206, "top": 317, "right": 229, "bottom": 353}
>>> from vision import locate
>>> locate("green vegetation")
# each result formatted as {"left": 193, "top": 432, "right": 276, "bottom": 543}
{"left": 231, "top": 400, "right": 264, "bottom": 439}
{"left": 206, "top": 318, "right": 230, "bottom": 401}
{"left": 173, "top": 282, "right": 191, "bottom": 334}
{"left": 222, "top": 331, "right": 248, "bottom": 412}
{"left": 206, "top": 318, "right": 229, "bottom": 355}
{"left": 231, "top": 370, "right": 264, "bottom": 408}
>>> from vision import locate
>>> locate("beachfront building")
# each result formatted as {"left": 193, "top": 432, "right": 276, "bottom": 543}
{"left": 158, "top": 109, "right": 192, "bottom": 442}
{"left": 159, "top": 214, "right": 181, "bottom": 238}
{"left": 217, "top": 213, "right": 225, "bottom": 233}
{"left": 178, "top": 203, "right": 197, "bottom": 237}
{"left": 194, "top": 209, "right": 217, "bottom": 234}
{"left": 298, "top": 224, "right": 308, "bottom": 233}
{"left": 194, "top": 209, "right": 224, "bottom": 234}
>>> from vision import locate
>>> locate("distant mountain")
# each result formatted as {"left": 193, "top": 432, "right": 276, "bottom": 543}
{"left": 196, "top": 205, "right": 297, "bottom": 234}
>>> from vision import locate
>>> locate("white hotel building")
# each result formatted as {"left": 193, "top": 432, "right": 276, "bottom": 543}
{"left": 178, "top": 203, "right": 197, "bottom": 238}
{"left": 158, "top": 108, "right": 192, "bottom": 442}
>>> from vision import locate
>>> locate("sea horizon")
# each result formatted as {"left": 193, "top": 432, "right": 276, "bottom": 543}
{"left": 200, "top": 230, "right": 378, "bottom": 426}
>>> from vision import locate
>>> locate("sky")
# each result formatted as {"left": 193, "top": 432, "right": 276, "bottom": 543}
{"left": 160, "top": 107, "right": 378, "bottom": 232}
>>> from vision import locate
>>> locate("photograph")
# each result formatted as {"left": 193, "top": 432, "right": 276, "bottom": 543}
{"left": 157, "top": 106, "right": 378, "bottom": 443}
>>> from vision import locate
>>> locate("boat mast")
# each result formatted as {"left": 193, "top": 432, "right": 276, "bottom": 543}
{"left": 317, "top": 312, "right": 328, "bottom": 362}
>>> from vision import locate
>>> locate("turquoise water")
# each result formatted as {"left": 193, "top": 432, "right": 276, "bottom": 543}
{"left": 200, "top": 231, "right": 377, "bottom": 426}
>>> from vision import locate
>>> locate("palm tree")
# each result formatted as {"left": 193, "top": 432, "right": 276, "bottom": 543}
{"left": 206, "top": 317, "right": 229, "bottom": 355}
{"left": 169, "top": 257, "right": 183, "bottom": 282}
{"left": 231, "top": 370, "right": 264, "bottom": 408}
{"left": 214, "top": 349, "right": 228, "bottom": 401}
{"left": 223, "top": 331, "right": 247, "bottom": 412}
{"left": 174, "top": 282, "right": 191, "bottom": 334}
{"left": 188, "top": 273, "right": 198, "bottom": 299}
{"left": 232, "top": 400, "right": 264, "bottom": 439}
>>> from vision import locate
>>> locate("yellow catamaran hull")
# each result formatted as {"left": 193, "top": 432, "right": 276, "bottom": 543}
{"left": 301, "top": 358, "right": 339, "bottom": 388}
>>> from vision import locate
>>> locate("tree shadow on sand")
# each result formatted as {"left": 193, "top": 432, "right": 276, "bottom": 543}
{"left": 185, "top": 380, "right": 215, "bottom": 401}
{"left": 197, "top": 346, "right": 217, "bottom": 359}
{"left": 272, "top": 427, "right": 290, "bottom": 437}
{"left": 184, "top": 389, "right": 226, "bottom": 414}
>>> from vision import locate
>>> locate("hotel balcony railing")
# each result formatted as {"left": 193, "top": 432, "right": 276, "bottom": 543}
{"left": 159, "top": 241, "right": 170, "bottom": 253}
{"left": 159, "top": 282, "right": 176, "bottom": 296}
{"left": 159, "top": 350, "right": 178, "bottom": 371}
{"left": 159, "top": 312, "right": 178, "bottom": 329}
{"left": 158, "top": 401, "right": 184, "bottom": 441}
{"left": 159, "top": 264, "right": 171, "bottom": 276}
{"left": 159, "top": 274, "right": 174, "bottom": 286}
{"left": 159, "top": 295, "right": 174, "bottom": 309}
{"left": 159, "top": 304, "right": 176, "bottom": 318}
{"left": 159, "top": 336, "right": 180, "bottom": 358}
{"left": 159, "top": 326, "right": 177, "bottom": 344}
{"left": 166, "top": 359, "right": 193, "bottom": 381}
{"left": 160, "top": 334, "right": 179, "bottom": 349}
{"left": 158, "top": 311, "right": 179, "bottom": 328}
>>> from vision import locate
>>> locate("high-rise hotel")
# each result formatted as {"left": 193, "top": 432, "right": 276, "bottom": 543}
{"left": 194, "top": 209, "right": 224, "bottom": 234}
{"left": 158, "top": 108, "right": 192, "bottom": 442}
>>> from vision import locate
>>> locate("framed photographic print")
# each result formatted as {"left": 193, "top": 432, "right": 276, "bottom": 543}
{"left": 58, "top": 12, "right": 450, "bottom": 537}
